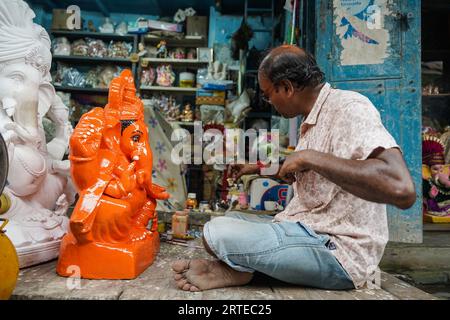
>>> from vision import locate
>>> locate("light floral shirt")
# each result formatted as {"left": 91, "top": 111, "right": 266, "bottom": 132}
{"left": 275, "top": 82, "right": 399, "bottom": 289}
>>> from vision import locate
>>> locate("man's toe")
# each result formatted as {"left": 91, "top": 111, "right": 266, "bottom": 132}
{"left": 176, "top": 278, "right": 188, "bottom": 289}
{"left": 189, "top": 285, "right": 200, "bottom": 292}
{"left": 172, "top": 259, "right": 190, "bottom": 272}
{"left": 174, "top": 273, "right": 184, "bottom": 281}
{"left": 182, "top": 283, "right": 192, "bottom": 291}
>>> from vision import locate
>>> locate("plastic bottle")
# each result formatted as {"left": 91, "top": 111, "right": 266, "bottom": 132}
{"left": 238, "top": 184, "right": 248, "bottom": 210}
{"left": 185, "top": 193, "right": 197, "bottom": 209}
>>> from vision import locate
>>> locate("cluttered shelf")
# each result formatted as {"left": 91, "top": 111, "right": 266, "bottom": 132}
{"left": 140, "top": 86, "right": 198, "bottom": 92}
{"left": 141, "top": 57, "right": 209, "bottom": 65}
{"left": 142, "top": 35, "right": 207, "bottom": 47}
{"left": 50, "top": 28, "right": 140, "bottom": 102}
{"left": 51, "top": 30, "right": 137, "bottom": 42}
{"left": 422, "top": 93, "right": 450, "bottom": 97}
{"left": 54, "top": 86, "right": 109, "bottom": 94}
{"left": 53, "top": 55, "right": 133, "bottom": 64}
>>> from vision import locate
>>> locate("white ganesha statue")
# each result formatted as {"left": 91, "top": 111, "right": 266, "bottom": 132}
{"left": 0, "top": 0, "right": 75, "bottom": 267}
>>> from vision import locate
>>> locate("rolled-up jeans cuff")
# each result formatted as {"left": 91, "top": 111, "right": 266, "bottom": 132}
{"left": 203, "top": 220, "right": 255, "bottom": 273}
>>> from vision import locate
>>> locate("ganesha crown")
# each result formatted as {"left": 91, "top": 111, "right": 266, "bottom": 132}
{"left": 24, "top": 46, "right": 50, "bottom": 76}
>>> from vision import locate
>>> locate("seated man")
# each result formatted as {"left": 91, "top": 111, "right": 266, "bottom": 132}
{"left": 172, "top": 45, "right": 416, "bottom": 292}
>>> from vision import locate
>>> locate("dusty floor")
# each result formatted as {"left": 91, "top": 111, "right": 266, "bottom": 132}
{"left": 12, "top": 238, "right": 438, "bottom": 300}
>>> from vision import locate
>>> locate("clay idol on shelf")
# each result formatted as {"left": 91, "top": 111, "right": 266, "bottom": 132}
{"left": 422, "top": 134, "right": 450, "bottom": 220}
{"left": 156, "top": 40, "right": 168, "bottom": 58}
{"left": 56, "top": 70, "right": 170, "bottom": 279}
{"left": 0, "top": 0, "right": 75, "bottom": 268}
{"left": 156, "top": 64, "right": 175, "bottom": 87}
{"left": 181, "top": 103, "right": 194, "bottom": 122}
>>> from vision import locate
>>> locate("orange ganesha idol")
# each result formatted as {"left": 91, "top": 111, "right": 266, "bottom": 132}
{"left": 56, "top": 70, "right": 170, "bottom": 279}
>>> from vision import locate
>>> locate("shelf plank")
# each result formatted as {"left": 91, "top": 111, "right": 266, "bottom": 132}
{"left": 51, "top": 30, "right": 136, "bottom": 41}
{"left": 169, "top": 121, "right": 196, "bottom": 126}
{"left": 422, "top": 93, "right": 450, "bottom": 97}
{"left": 141, "top": 58, "right": 209, "bottom": 64}
{"left": 53, "top": 55, "right": 133, "bottom": 64}
{"left": 140, "top": 86, "right": 198, "bottom": 92}
{"left": 55, "top": 86, "right": 109, "bottom": 94}
{"left": 142, "top": 36, "right": 207, "bottom": 47}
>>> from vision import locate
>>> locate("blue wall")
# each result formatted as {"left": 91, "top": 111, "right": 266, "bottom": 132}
{"left": 28, "top": 3, "right": 159, "bottom": 31}
{"left": 208, "top": 6, "right": 277, "bottom": 50}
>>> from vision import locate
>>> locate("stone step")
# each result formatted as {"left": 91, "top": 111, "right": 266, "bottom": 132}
{"left": 381, "top": 231, "right": 450, "bottom": 285}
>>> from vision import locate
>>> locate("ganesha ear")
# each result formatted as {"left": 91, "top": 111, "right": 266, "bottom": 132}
{"left": 422, "top": 164, "right": 432, "bottom": 180}
{"left": 38, "top": 82, "right": 56, "bottom": 118}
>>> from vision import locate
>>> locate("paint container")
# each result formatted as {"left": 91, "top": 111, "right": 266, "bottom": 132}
{"left": 157, "top": 221, "right": 166, "bottom": 233}
{"left": 185, "top": 193, "right": 197, "bottom": 209}
{"left": 172, "top": 210, "right": 189, "bottom": 239}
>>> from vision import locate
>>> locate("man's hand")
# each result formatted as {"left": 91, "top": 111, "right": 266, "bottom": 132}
{"left": 278, "top": 150, "right": 313, "bottom": 184}
{"left": 228, "top": 163, "right": 260, "bottom": 182}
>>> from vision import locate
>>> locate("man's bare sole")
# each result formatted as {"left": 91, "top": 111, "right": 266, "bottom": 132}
{"left": 172, "top": 259, "right": 253, "bottom": 292}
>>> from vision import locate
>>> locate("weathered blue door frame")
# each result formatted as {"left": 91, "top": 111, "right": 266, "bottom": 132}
{"left": 312, "top": 0, "right": 422, "bottom": 243}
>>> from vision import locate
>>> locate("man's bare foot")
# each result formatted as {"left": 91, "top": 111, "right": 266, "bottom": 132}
{"left": 172, "top": 259, "right": 253, "bottom": 292}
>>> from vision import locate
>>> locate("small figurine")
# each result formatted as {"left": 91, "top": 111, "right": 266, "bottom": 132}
{"left": 99, "top": 17, "right": 114, "bottom": 34}
{"left": 156, "top": 64, "right": 175, "bottom": 87}
{"left": 172, "top": 47, "right": 186, "bottom": 60}
{"left": 181, "top": 103, "right": 194, "bottom": 122}
{"left": 187, "top": 48, "right": 197, "bottom": 60}
{"left": 156, "top": 40, "right": 168, "bottom": 58}
{"left": 87, "top": 20, "right": 96, "bottom": 33}
{"left": 166, "top": 97, "right": 181, "bottom": 121}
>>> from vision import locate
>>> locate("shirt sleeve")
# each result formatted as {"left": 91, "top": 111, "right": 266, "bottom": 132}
{"left": 331, "top": 99, "right": 400, "bottom": 160}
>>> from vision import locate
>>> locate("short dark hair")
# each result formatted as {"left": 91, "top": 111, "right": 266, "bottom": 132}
{"left": 259, "top": 45, "right": 325, "bottom": 90}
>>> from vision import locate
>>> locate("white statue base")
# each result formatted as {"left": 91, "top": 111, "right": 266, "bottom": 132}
{"left": 2, "top": 188, "right": 71, "bottom": 268}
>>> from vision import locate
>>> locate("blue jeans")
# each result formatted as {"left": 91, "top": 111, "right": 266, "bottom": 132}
{"left": 203, "top": 212, "right": 354, "bottom": 290}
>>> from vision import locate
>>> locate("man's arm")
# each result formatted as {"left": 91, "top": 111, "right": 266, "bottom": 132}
{"left": 229, "top": 158, "right": 294, "bottom": 184}
{"left": 279, "top": 147, "right": 416, "bottom": 209}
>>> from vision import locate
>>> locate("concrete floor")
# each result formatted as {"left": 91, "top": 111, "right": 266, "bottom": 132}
{"left": 12, "top": 238, "right": 438, "bottom": 300}
{"left": 381, "top": 226, "right": 450, "bottom": 300}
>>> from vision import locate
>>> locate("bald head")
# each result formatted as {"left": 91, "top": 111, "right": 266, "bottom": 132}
{"left": 259, "top": 45, "right": 324, "bottom": 90}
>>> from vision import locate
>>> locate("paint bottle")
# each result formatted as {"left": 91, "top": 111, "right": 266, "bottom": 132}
{"left": 185, "top": 193, "right": 197, "bottom": 209}
{"left": 238, "top": 184, "right": 248, "bottom": 210}
{"left": 172, "top": 210, "right": 189, "bottom": 239}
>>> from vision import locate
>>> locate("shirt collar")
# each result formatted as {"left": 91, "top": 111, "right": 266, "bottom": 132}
{"left": 302, "top": 82, "right": 331, "bottom": 126}
{"left": 300, "top": 82, "right": 331, "bottom": 135}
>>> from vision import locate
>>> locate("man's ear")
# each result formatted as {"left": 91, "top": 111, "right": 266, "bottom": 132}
{"left": 281, "top": 80, "right": 295, "bottom": 97}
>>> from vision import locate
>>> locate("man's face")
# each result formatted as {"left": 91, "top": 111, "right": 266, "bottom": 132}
{"left": 258, "top": 73, "right": 301, "bottom": 118}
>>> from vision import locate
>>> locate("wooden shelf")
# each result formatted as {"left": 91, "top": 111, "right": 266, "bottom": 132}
{"left": 140, "top": 86, "right": 198, "bottom": 93}
{"left": 53, "top": 55, "right": 133, "bottom": 64}
{"left": 423, "top": 93, "right": 450, "bottom": 98}
{"left": 142, "top": 35, "right": 207, "bottom": 47}
{"left": 54, "top": 86, "right": 109, "bottom": 94}
{"left": 141, "top": 58, "right": 209, "bottom": 65}
{"left": 51, "top": 30, "right": 136, "bottom": 41}
{"left": 169, "top": 121, "right": 195, "bottom": 126}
